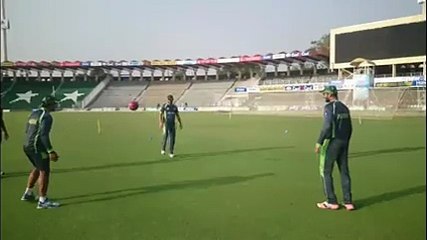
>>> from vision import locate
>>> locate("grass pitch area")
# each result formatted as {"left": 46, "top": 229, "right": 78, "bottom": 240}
{"left": 1, "top": 112, "right": 425, "bottom": 240}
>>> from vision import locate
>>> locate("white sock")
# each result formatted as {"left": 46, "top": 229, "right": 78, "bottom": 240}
{"left": 25, "top": 188, "right": 33, "bottom": 195}
{"left": 39, "top": 196, "right": 47, "bottom": 203}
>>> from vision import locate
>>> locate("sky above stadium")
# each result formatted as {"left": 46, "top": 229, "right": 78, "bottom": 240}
{"left": 4, "top": 0, "right": 422, "bottom": 61}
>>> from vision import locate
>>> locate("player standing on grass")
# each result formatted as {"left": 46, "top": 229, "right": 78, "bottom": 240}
{"left": 159, "top": 94, "right": 183, "bottom": 158}
{"left": 1, "top": 107, "right": 10, "bottom": 176}
{"left": 20, "top": 96, "right": 61, "bottom": 209}
{"left": 315, "top": 86, "right": 355, "bottom": 211}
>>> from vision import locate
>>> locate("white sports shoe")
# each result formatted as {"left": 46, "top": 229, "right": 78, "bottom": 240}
{"left": 161, "top": 150, "right": 166, "bottom": 155}
{"left": 37, "top": 199, "right": 60, "bottom": 209}
{"left": 169, "top": 154, "right": 174, "bottom": 158}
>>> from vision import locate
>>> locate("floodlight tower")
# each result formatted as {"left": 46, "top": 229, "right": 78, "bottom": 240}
{"left": 1, "top": 0, "right": 10, "bottom": 62}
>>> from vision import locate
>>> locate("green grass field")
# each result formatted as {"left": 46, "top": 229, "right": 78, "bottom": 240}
{"left": 1, "top": 112, "right": 425, "bottom": 240}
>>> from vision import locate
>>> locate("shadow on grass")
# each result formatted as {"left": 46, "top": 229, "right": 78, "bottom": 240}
{"left": 2, "top": 146, "right": 292, "bottom": 179}
{"left": 58, "top": 172, "right": 274, "bottom": 206}
{"left": 350, "top": 146, "right": 425, "bottom": 159}
{"left": 4, "top": 146, "right": 423, "bottom": 179}
{"left": 356, "top": 185, "right": 426, "bottom": 209}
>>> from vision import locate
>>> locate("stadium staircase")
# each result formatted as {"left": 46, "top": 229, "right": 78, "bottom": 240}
{"left": 174, "top": 81, "right": 193, "bottom": 104}
{"left": 88, "top": 80, "right": 148, "bottom": 108}
{"left": 176, "top": 81, "right": 233, "bottom": 107}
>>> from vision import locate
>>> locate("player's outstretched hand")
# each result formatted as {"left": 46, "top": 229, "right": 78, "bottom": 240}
{"left": 49, "top": 151, "right": 59, "bottom": 162}
{"left": 179, "top": 124, "right": 183, "bottom": 130}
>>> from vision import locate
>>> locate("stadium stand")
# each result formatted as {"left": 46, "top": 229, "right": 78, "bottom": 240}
{"left": 0, "top": 77, "right": 15, "bottom": 98}
{"left": 89, "top": 80, "right": 147, "bottom": 108}
{"left": 139, "top": 81, "right": 190, "bottom": 108}
{"left": 55, "top": 79, "right": 99, "bottom": 108}
{"left": 1, "top": 76, "right": 106, "bottom": 110}
{"left": 261, "top": 72, "right": 337, "bottom": 85}
{"left": 1, "top": 77, "right": 61, "bottom": 110}
{"left": 176, "top": 81, "right": 234, "bottom": 107}
{"left": 217, "top": 78, "right": 259, "bottom": 107}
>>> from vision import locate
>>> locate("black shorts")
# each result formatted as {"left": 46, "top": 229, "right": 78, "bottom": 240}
{"left": 23, "top": 147, "right": 50, "bottom": 172}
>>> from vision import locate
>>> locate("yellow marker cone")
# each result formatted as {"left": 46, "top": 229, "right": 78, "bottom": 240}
{"left": 97, "top": 119, "right": 102, "bottom": 134}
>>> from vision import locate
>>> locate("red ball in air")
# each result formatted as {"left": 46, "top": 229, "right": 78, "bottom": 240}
{"left": 128, "top": 100, "right": 139, "bottom": 111}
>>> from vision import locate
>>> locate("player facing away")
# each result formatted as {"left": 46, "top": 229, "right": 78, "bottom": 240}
{"left": 21, "top": 96, "right": 61, "bottom": 209}
{"left": 159, "top": 95, "right": 183, "bottom": 158}
{"left": 315, "top": 86, "right": 355, "bottom": 211}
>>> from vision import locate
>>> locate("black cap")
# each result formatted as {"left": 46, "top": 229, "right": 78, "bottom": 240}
{"left": 41, "top": 95, "right": 58, "bottom": 108}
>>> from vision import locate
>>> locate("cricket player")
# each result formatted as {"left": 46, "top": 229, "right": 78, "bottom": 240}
{"left": 315, "top": 85, "right": 355, "bottom": 211}
{"left": 1, "top": 107, "right": 10, "bottom": 175}
{"left": 21, "top": 96, "right": 61, "bottom": 209}
{"left": 159, "top": 95, "right": 183, "bottom": 158}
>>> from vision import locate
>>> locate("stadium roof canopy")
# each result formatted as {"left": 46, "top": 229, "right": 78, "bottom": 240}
{"left": 0, "top": 49, "right": 328, "bottom": 72}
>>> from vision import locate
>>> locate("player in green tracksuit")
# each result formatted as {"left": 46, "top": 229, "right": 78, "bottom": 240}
{"left": 159, "top": 95, "right": 183, "bottom": 158}
{"left": 1, "top": 107, "right": 10, "bottom": 176}
{"left": 20, "top": 96, "right": 61, "bottom": 209}
{"left": 315, "top": 86, "right": 355, "bottom": 211}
